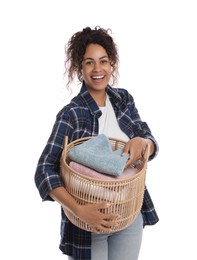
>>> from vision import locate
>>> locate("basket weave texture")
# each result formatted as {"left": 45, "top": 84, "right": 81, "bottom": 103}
{"left": 60, "top": 136, "right": 149, "bottom": 233}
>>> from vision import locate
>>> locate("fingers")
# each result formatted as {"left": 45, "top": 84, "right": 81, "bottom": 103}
{"left": 122, "top": 140, "right": 142, "bottom": 160}
{"left": 91, "top": 223, "right": 118, "bottom": 233}
{"left": 78, "top": 202, "right": 120, "bottom": 232}
{"left": 91, "top": 203, "right": 119, "bottom": 232}
{"left": 96, "top": 202, "right": 111, "bottom": 209}
{"left": 91, "top": 217, "right": 119, "bottom": 233}
{"left": 123, "top": 138, "right": 148, "bottom": 168}
{"left": 122, "top": 141, "right": 130, "bottom": 156}
{"left": 95, "top": 202, "right": 120, "bottom": 219}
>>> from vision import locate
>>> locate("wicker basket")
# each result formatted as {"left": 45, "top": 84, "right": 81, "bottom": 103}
{"left": 60, "top": 136, "right": 149, "bottom": 233}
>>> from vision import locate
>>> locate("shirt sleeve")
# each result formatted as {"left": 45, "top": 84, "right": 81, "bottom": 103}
{"left": 34, "top": 109, "right": 74, "bottom": 201}
{"left": 126, "top": 91, "right": 159, "bottom": 160}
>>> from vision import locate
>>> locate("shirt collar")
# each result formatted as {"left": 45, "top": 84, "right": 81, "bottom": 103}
{"left": 79, "top": 82, "right": 123, "bottom": 116}
{"left": 79, "top": 83, "right": 101, "bottom": 117}
{"left": 106, "top": 85, "right": 123, "bottom": 105}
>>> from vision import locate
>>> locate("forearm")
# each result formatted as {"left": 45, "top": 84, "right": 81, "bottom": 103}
{"left": 49, "top": 187, "right": 80, "bottom": 215}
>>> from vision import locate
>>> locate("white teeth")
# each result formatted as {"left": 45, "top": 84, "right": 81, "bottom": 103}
{"left": 92, "top": 76, "right": 104, "bottom": 79}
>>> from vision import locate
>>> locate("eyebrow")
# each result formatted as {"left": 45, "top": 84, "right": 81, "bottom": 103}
{"left": 83, "top": 55, "right": 109, "bottom": 61}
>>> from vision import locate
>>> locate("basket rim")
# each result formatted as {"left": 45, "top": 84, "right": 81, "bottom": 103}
{"left": 60, "top": 135, "right": 149, "bottom": 183}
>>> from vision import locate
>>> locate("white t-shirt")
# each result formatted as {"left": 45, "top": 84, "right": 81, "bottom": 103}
{"left": 98, "top": 95, "right": 129, "bottom": 142}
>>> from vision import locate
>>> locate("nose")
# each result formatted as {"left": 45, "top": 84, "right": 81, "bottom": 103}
{"left": 93, "top": 61, "right": 102, "bottom": 72}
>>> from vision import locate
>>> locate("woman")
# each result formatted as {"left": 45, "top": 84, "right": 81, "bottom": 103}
{"left": 35, "top": 26, "right": 159, "bottom": 260}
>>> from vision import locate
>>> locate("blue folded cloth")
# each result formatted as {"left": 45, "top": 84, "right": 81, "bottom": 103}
{"left": 68, "top": 134, "right": 129, "bottom": 176}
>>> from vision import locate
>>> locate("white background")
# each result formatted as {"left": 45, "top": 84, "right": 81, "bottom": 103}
{"left": 0, "top": 0, "right": 197, "bottom": 259}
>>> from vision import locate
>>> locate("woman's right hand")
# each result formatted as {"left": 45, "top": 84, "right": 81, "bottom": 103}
{"left": 50, "top": 187, "right": 119, "bottom": 232}
{"left": 63, "top": 202, "right": 119, "bottom": 233}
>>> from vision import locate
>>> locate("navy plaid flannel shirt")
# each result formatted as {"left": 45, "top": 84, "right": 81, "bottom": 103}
{"left": 35, "top": 83, "right": 159, "bottom": 260}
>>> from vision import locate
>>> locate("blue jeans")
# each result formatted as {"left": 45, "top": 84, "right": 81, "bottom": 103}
{"left": 68, "top": 213, "right": 143, "bottom": 260}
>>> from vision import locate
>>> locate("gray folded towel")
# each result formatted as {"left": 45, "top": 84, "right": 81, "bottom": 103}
{"left": 68, "top": 134, "right": 129, "bottom": 176}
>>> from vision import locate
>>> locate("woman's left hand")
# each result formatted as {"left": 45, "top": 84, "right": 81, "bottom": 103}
{"left": 122, "top": 137, "right": 151, "bottom": 168}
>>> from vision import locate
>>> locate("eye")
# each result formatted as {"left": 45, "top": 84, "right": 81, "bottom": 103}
{"left": 85, "top": 60, "right": 93, "bottom": 65}
{"left": 100, "top": 59, "right": 109, "bottom": 64}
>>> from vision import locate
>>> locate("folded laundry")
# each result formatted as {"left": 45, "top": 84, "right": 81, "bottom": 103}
{"left": 69, "top": 161, "right": 139, "bottom": 202}
{"left": 69, "top": 161, "right": 138, "bottom": 180}
{"left": 68, "top": 134, "right": 129, "bottom": 176}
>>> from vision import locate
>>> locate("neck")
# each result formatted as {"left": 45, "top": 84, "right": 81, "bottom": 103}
{"left": 89, "top": 91, "right": 106, "bottom": 107}
{"left": 95, "top": 94, "right": 106, "bottom": 106}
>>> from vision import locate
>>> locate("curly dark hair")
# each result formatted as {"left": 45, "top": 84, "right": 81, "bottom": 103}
{"left": 64, "top": 26, "right": 119, "bottom": 88}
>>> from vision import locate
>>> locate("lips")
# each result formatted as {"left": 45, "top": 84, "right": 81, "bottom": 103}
{"left": 91, "top": 75, "right": 105, "bottom": 80}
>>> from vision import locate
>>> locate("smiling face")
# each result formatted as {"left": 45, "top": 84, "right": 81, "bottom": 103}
{"left": 81, "top": 44, "right": 112, "bottom": 99}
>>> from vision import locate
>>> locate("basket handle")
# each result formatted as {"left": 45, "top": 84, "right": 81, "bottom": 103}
{"left": 139, "top": 143, "right": 150, "bottom": 170}
{"left": 128, "top": 143, "right": 150, "bottom": 170}
{"left": 143, "top": 143, "right": 150, "bottom": 164}
{"left": 60, "top": 136, "right": 69, "bottom": 163}
{"left": 143, "top": 143, "right": 150, "bottom": 161}
{"left": 64, "top": 136, "right": 69, "bottom": 148}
